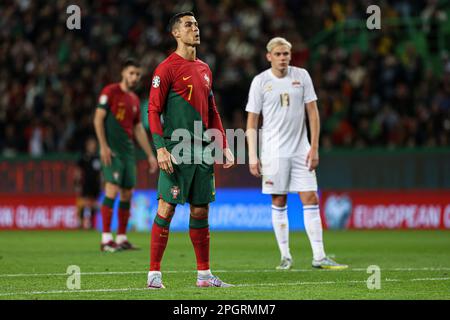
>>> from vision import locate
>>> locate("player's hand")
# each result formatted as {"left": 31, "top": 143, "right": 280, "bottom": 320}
{"left": 147, "top": 155, "right": 159, "bottom": 174}
{"left": 157, "top": 147, "right": 174, "bottom": 174}
{"left": 249, "top": 158, "right": 261, "bottom": 177}
{"left": 100, "top": 146, "right": 113, "bottom": 166}
{"left": 223, "top": 148, "right": 235, "bottom": 169}
{"left": 306, "top": 147, "right": 319, "bottom": 171}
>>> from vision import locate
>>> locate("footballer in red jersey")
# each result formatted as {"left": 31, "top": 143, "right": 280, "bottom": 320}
{"left": 94, "top": 59, "right": 158, "bottom": 252}
{"left": 147, "top": 12, "right": 235, "bottom": 289}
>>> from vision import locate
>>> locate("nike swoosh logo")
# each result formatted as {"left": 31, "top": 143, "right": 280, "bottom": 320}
{"left": 182, "top": 76, "right": 192, "bottom": 81}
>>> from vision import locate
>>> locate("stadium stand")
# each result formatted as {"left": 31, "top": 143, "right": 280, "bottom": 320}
{"left": 0, "top": 0, "right": 449, "bottom": 157}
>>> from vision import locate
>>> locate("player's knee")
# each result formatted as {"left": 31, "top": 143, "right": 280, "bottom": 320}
{"left": 272, "top": 195, "right": 287, "bottom": 207}
{"left": 105, "top": 183, "right": 119, "bottom": 198}
{"left": 300, "top": 192, "right": 319, "bottom": 205}
{"left": 158, "top": 199, "right": 176, "bottom": 219}
{"left": 120, "top": 188, "right": 133, "bottom": 202}
{"left": 190, "top": 204, "right": 209, "bottom": 219}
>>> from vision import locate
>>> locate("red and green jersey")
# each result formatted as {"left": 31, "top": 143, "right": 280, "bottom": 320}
{"left": 148, "top": 52, "right": 227, "bottom": 152}
{"left": 97, "top": 83, "right": 141, "bottom": 156}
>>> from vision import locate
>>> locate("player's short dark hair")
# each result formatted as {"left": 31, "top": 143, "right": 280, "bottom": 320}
{"left": 168, "top": 11, "right": 195, "bottom": 31}
{"left": 121, "top": 58, "right": 140, "bottom": 70}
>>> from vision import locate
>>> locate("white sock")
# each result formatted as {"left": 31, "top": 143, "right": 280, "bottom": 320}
{"left": 303, "top": 205, "right": 326, "bottom": 261}
{"left": 116, "top": 234, "right": 128, "bottom": 244}
{"left": 148, "top": 271, "right": 161, "bottom": 279}
{"left": 102, "top": 232, "right": 113, "bottom": 244}
{"left": 197, "top": 269, "right": 212, "bottom": 280}
{"left": 271, "top": 205, "right": 291, "bottom": 259}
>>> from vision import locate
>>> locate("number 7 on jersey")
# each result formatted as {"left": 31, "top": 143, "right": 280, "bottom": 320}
{"left": 187, "top": 84, "right": 193, "bottom": 101}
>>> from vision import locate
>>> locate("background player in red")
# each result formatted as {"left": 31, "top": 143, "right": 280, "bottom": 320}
{"left": 147, "top": 12, "right": 235, "bottom": 289}
{"left": 94, "top": 59, "right": 158, "bottom": 252}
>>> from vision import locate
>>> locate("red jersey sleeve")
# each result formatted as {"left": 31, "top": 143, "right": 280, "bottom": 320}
{"left": 98, "top": 85, "right": 112, "bottom": 110}
{"left": 148, "top": 63, "right": 172, "bottom": 149}
{"left": 207, "top": 70, "right": 228, "bottom": 149}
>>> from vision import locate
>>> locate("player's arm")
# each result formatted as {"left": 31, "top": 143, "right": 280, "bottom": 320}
{"left": 245, "top": 76, "right": 263, "bottom": 177}
{"left": 133, "top": 122, "right": 158, "bottom": 174}
{"left": 246, "top": 112, "right": 261, "bottom": 177}
{"left": 304, "top": 70, "right": 320, "bottom": 171}
{"left": 148, "top": 65, "right": 173, "bottom": 174}
{"left": 305, "top": 101, "right": 320, "bottom": 171}
{"left": 208, "top": 89, "right": 234, "bottom": 169}
{"left": 93, "top": 103, "right": 113, "bottom": 166}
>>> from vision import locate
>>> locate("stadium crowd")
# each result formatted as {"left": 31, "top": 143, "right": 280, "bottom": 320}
{"left": 0, "top": 0, "right": 449, "bottom": 157}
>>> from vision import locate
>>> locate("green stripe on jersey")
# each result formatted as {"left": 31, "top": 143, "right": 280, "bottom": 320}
{"left": 163, "top": 90, "right": 203, "bottom": 146}
{"left": 105, "top": 112, "right": 135, "bottom": 157}
{"left": 152, "top": 133, "right": 166, "bottom": 150}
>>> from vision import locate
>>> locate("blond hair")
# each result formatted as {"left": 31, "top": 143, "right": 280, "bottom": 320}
{"left": 266, "top": 37, "right": 292, "bottom": 53}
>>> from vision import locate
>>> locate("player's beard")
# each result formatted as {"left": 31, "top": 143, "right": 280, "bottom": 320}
{"left": 126, "top": 79, "right": 137, "bottom": 90}
{"left": 186, "top": 39, "right": 200, "bottom": 47}
{"left": 191, "top": 33, "right": 200, "bottom": 46}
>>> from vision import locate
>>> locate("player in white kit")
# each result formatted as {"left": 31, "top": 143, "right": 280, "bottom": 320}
{"left": 246, "top": 37, "right": 347, "bottom": 270}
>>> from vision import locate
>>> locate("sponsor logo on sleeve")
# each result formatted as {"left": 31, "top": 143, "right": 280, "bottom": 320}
{"left": 152, "top": 76, "right": 161, "bottom": 88}
{"left": 99, "top": 94, "right": 108, "bottom": 105}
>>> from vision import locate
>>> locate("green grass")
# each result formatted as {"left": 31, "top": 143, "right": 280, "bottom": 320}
{"left": 0, "top": 230, "right": 449, "bottom": 300}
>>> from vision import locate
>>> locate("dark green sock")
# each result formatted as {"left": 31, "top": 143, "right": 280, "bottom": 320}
{"left": 189, "top": 216, "right": 209, "bottom": 229}
{"left": 154, "top": 214, "right": 171, "bottom": 228}
{"left": 102, "top": 197, "right": 115, "bottom": 208}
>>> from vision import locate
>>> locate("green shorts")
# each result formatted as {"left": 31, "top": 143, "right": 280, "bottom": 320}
{"left": 101, "top": 155, "right": 136, "bottom": 189}
{"left": 157, "top": 162, "right": 215, "bottom": 205}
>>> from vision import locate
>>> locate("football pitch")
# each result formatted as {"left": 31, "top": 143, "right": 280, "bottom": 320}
{"left": 0, "top": 230, "right": 449, "bottom": 300}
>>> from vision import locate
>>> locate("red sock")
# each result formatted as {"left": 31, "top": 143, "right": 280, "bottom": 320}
{"left": 101, "top": 205, "right": 113, "bottom": 233}
{"left": 150, "top": 214, "right": 171, "bottom": 271}
{"left": 118, "top": 201, "right": 130, "bottom": 235}
{"left": 189, "top": 226, "right": 210, "bottom": 270}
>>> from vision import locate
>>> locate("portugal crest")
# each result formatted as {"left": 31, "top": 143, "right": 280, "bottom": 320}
{"left": 170, "top": 186, "right": 180, "bottom": 199}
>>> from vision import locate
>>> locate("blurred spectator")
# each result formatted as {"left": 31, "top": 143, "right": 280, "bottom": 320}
{"left": 0, "top": 0, "right": 448, "bottom": 156}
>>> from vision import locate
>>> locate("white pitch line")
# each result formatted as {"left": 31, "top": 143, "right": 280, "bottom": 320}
{"left": 1, "top": 267, "right": 450, "bottom": 278}
{"left": 1, "top": 277, "right": 449, "bottom": 297}
{"left": 0, "top": 287, "right": 149, "bottom": 297}
{"left": 351, "top": 267, "right": 450, "bottom": 272}
{"left": 410, "top": 277, "right": 450, "bottom": 282}
{"left": 235, "top": 280, "right": 358, "bottom": 287}
{"left": 237, "top": 277, "right": 450, "bottom": 287}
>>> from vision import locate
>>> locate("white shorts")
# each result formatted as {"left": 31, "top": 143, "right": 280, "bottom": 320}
{"left": 261, "top": 156, "right": 318, "bottom": 194}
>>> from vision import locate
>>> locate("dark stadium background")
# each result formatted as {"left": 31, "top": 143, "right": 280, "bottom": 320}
{"left": 0, "top": 0, "right": 449, "bottom": 230}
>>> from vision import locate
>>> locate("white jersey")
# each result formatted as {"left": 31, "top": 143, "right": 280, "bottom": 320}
{"left": 245, "top": 66, "right": 318, "bottom": 158}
